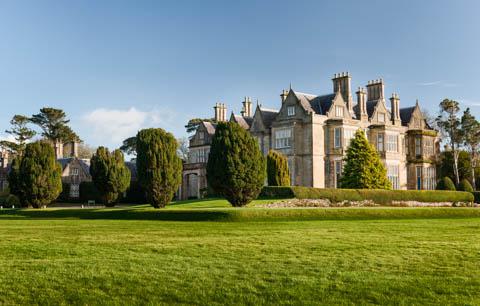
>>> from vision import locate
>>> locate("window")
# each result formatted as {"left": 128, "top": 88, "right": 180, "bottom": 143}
{"left": 343, "top": 129, "right": 355, "bottom": 148}
{"left": 334, "top": 160, "right": 342, "bottom": 188}
{"left": 275, "top": 129, "right": 292, "bottom": 149}
{"left": 377, "top": 133, "right": 384, "bottom": 152}
{"left": 387, "top": 165, "right": 399, "bottom": 189}
{"left": 424, "top": 138, "right": 434, "bottom": 156}
{"left": 415, "top": 136, "right": 422, "bottom": 156}
{"left": 424, "top": 166, "right": 436, "bottom": 190}
{"left": 386, "top": 134, "right": 398, "bottom": 152}
{"left": 416, "top": 166, "right": 422, "bottom": 190}
{"left": 198, "top": 132, "right": 204, "bottom": 140}
{"left": 70, "top": 168, "right": 79, "bottom": 176}
{"left": 287, "top": 106, "right": 295, "bottom": 116}
{"left": 334, "top": 128, "right": 342, "bottom": 148}
{"left": 335, "top": 106, "right": 344, "bottom": 117}
{"left": 70, "top": 184, "right": 80, "bottom": 198}
{"left": 378, "top": 113, "right": 385, "bottom": 122}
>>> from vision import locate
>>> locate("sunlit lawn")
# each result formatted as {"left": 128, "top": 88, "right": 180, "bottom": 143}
{"left": 0, "top": 199, "right": 479, "bottom": 305}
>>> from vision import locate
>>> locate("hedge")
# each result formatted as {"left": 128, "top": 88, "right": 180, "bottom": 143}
{"left": 472, "top": 192, "right": 480, "bottom": 204}
{"left": 260, "top": 186, "right": 474, "bottom": 204}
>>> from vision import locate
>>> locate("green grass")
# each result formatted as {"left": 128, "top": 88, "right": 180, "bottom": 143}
{"left": 0, "top": 199, "right": 479, "bottom": 305}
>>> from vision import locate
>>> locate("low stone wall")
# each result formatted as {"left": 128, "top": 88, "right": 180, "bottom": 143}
{"left": 261, "top": 199, "right": 476, "bottom": 208}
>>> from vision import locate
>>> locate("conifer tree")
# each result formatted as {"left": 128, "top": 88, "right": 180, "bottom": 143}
{"left": 340, "top": 129, "right": 391, "bottom": 189}
{"left": 267, "top": 150, "right": 290, "bottom": 186}
{"left": 90, "top": 147, "right": 131, "bottom": 206}
{"left": 18, "top": 142, "right": 62, "bottom": 208}
{"left": 136, "top": 128, "right": 182, "bottom": 208}
{"left": 207, "top": 122, "right": 266, "bottom": 206}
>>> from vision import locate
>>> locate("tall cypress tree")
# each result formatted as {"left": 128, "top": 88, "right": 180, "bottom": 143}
{"left": 207, "top": 122, "right": 266, "bottom": 207}
{"left": 90, "top": 147, "right": 131, "bottom": 206}
{"left": 267, "top": 150, "right": 290, "bottom": 186}
{"left": 136, "top": 128, "right": 182, "bottom": 208}
{"left": 18, "top": 142, "right": 62, "bottom": 208}
{"left": 340, "top": 130, "right": 391, "bottom": 189}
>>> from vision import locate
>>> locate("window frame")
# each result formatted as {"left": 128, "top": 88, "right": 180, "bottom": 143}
{"left": 334, "top": 128, "right": 342, "bottom": 148}
{"left": 287, "top": 106, "right": 295, "bottom": 116}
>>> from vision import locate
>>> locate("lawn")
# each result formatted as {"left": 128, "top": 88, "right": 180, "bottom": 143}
{"left": 0, "top": 199, "right": 479, "bottom": 305}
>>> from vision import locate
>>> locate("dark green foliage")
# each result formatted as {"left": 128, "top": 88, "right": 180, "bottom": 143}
{"left": 185, "top": 118, "right": 214, "bottom": 134}
{"left": 18, "top": 142, "right": 62, "bottom": 208}
{"left": 119, "top": 181, "right": 147, "bottom": 204}
{"left": 472, "top": 191, "right": 480, "bottom": 203}
{"left": 259, "top": 186, "right": 295, "bottom": 198}
{"left": 90, "top": 147, "right": 131, "bottom": 206}
{"left": 260, "top": 186, "right": 474, "bottom": 204}
{"left": 457, "top": 179, "right": 473, "bottom": 192}
{"left": 5, "top": 194, "right": 20, "bottom": 208}
{"left": 7, "top": 157, "right": 22, "bottom": 200}
{"left": 136, "top": 128, "right": 182, "bottom": 208}
{"left": 119, "top": 136, "right": 137, "bottom": 156}
{"left": 438, "top": 151, "right": 473, "bottom": 182}
{"left": 79, "top": 182, "right": 103, "bottom": 203}
{"left": 207, "top": 122, "right": 266, "bottom": 207}
{"left": 340, "top": 130, "right": 391, "bottom": 189}
{"left": 436, "top": 177, "right": 456, "bottom": 191}
{"left": 267, "top": 150, "right": 290, "bottom": 186}
{"left": 0, "top": 115, "right": 36, "bottom": 155}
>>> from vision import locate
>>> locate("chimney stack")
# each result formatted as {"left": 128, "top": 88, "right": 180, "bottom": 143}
{"left": 242, "top": 97, "right": 253, "bottom": 117}
{"left": 356, "top": 87, "right": 368, "bottom": 120}
{"left": 332, "top": 72, "right": 353, "bottom": 114}
{"left": 214, "top": 103, "right": 227, "bottom": 122}
{"left": 366, "top": 78, "right": 385, "bottom": 102}
{"left": 390, "top": 93, "right": 401, "bottom": 125}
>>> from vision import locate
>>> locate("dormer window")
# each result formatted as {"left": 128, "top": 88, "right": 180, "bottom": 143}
{"left": 378, "top": 113, "right": 385, "bottom": 123}
{"left": 287, "top": 106, "right": 295, "bottom": 116}
{"left": 71, "top": 168, "right": 79, "bottom": 176}
{"left": 335, "top": 106, "right": 344, "bottom": 117}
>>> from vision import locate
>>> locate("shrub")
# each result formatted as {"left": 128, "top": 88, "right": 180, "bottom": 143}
{"left": 79, "top": 182, "right": 103, "bottom": 204}
{"left": 90, "top": 147, "right": 131, "bottom": 207}
{"left": 472, "top": 191, "right": 480, "bottom": 204}
{"left": 267, "top": 150, "right": 290, "bottom": 186}
{"left": 18, "top": 142, "right": 62, "bottom": 208}
{"left": 207, "top": 122, "right": 266, "bottom": 207}
{"left": 260, "top": 186, "right": 474, "bottom": 204}
{"left": 136, "top": 128, "right": 182, "bottom": 208}
{"left": 5, "top": 194, "right": 20, "bottom": 208}
{"left": 457, "top": 179, "right": 474, "bottom": 192}
{"left": 340, "top": 130, "right": 391, "bottom": 189}
{"left": 436, "top": 176, "right": 456, "bottom": 191}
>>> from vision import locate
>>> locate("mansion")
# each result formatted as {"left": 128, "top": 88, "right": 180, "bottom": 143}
{"left": 181, "top": 72, "right": 439, "bottom": 199}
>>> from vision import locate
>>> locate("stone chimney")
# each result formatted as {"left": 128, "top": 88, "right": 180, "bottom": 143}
{"left": 356, "top": 87, "right": 368, "bottom": 121}
{"left": 366, "top": 79, "right": 385, "bottom": 102}
{"left": 55, "top": 141, "right": 64, "bottom": 159}
{"left": 0, "top": 150, "right": 8, "bottom": 168}
{"left": 390, "top": 93, "right": 401, "bottom": 125}
{"left": 214, "top": 103, "right": 227, "bottom": 122}
{"left": 332, "top": 72, "right": 353, "bottom": 114}
{"left": 242, "top": 97, "right": 253, "bottom": 117}
{"left": 280, "top": 89, "right": 288, "bottom": 103}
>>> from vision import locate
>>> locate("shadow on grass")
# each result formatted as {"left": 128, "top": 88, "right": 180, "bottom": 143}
{"left": 0, "top": 208, "right": 233, "bottom": 222}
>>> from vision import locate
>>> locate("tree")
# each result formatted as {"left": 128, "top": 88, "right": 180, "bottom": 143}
{"left": 460, "top": 108, "right": 480, "bottom": 190}
{"left": 185, "top": 118, "right": 214, "bottom": 134}
{"left": 436, "top": 99, "right": 462, "bottom": 185}
{"left": 7, "top": 157, "right": 22, "bottom": 203}
{"left": 340, "top": 130, "right": 391, "bottom": 189}
{"left": 438, "top": 150, "right": 473, "bottom": 183}
{"left": 30, "top": 108, "right": 80, "bottom": 158}
{"left": 90, "top": 147, "right": 131, "bottom": 206}
{"left": 0, "top": 115, "right": 36, "bottom": 156}
{"left": 119, "top": 136, "right": 137, "bottom": 156}
{"left": 457, "top": 178, "right": 474, "bottom": 192}
{"left": 267, "top": 150, "right": 290, "bottom": 186}
{"left": 436, "top": 176, "right": 456, "bottom": 190}
{"left": 177, "top": 137, "right": 189, "bottom": 162}
{"left": 207, "top": 122, "right": 266, "bottom": 206}
{"left": 17, "top": 142, "right": 62, "bottom": 208}
{"left": 77, "top": 143, "right": 96, "bottom": 159}
{"left": 136, "top": 128, "right": 182, "bottom": 208}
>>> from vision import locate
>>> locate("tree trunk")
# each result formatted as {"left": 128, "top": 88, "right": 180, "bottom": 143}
{"left": 471, "top": 151, "right": 477, "bottom": 190}
{"left": 453, "top": 149, "right": 460, "bottom": 186}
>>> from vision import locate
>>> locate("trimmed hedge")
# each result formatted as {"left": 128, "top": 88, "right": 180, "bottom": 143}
{"left": 472, "top": 192, "right": 480, "bottom": 204}
{"left": 260, "top": 186, "right": 474, "bottom": 204}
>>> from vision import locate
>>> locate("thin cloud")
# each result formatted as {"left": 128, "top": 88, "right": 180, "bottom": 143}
{"left": 416, "top": 81, "right": 458, "bottom": 87}
{"left": 82, "top": 106, "right": 178, "bottom": 148}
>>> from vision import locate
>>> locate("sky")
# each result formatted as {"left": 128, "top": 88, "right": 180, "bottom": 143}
{"left": 1, "top": 0, "right": 480, "bottom": 149}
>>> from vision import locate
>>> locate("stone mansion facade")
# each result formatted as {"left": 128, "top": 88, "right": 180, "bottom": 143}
{"left": 180, "top": 72, "right": 439, "bottom": 200}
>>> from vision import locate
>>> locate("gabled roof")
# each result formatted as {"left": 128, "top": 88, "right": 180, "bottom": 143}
{"left": 231, "top": 114, "right": 253, "bottom": 130}
{"left": 57, "top": 157, "right": 91, "bottom": 175}
{"left": 259, "top": 107, "right": 278, "bottom": 128}
{"left": 399, "top": 106, "right": 416, "bottom": 126}
{"left": 291, "top": 90, "right": 336, "bottom": 115}
{"left": 366, "top": 101, "right": 378, "bottom": 118}
{"left": 202, "top": 121, "right": 217, "bottom": 135}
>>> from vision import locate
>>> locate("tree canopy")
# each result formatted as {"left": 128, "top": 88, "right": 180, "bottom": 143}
{"left": 267, "top": 150, "right": 290, "bottom": 186}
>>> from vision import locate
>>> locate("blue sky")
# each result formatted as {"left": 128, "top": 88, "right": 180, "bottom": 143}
{"left": 1, "top": 0, "right": 479, "bottom": 148}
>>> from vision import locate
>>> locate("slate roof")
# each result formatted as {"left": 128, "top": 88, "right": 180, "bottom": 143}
{"left": 203, "top": 122, "right": 217, "bottom": 135}
{"left": 232, "top": 115, "right": 253, "bottom": 129}
{"left": 57, "top": 158, "right": 91, "bottom": 175}
{"left": 292, "top": 91, "right": 336, "bottom": 115}
{"left": 259, "top": 107, "right": 279, "bottom": 128}
{"left": 399, "top": 106, "right": 416, "bottom": 126}
{"left": 366, "top": 101, "right": 378, "bottom": 118}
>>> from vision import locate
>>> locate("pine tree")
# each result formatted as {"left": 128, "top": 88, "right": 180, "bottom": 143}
{"left": 340, "top": 129, "right": 391, "bottom": 189}
{"left": 18, "top": 142, "right": 62, "bottom": 208}
{"left": 90, "top": 147, "right": 131, "bottom": 206}
{"left": 207, "top": 122, "right": 266, "bottom": 207}
{"left": 267, "top": 150, "right": 290, "bottom": 186}
{"left": 136, "top": 128, "right": 183, "bottom": 208}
